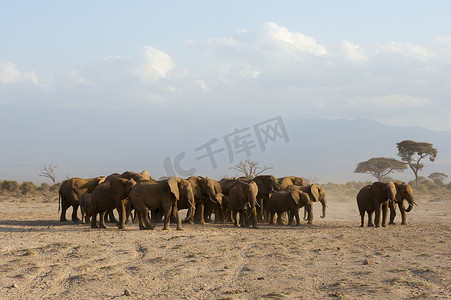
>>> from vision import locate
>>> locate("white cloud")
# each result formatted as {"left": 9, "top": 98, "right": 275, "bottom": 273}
{"left": 341, "top": 40, "right": 368, "bottom": 64}
{"left": 260, "top": 22, "right": 328, "bottom": 57}
{"left": 347, "top": 94, "right": 431, "bottom": 108}
{"left": 131, "top": 47, "right": 175, "bottom": 82}
{"left": 64, "top": 70, "right": 87, "bottom": 87}
{"left": 0, "top": 61, "right": 39, "bottom": 85}
{"left": 376, "top": 42, "right": 431, "bottom": 61}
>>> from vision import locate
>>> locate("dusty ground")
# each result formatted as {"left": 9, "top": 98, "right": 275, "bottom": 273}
{"left": 0, "top": 192, "right": 450, "bottom": 299}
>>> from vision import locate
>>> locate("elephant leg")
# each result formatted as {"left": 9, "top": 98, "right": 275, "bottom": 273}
{"left": 106, "top": 210, "right": 118, "bottom": 224}
{"left": 399, "top": 201, "right": 407, "bottom": 225}
{"left": 381, "top": 202, "right": 388, "bottom": 227}
{"left": 197, "top": 202, "right": 206, "bottom": 225}
{"left": 374, "top": 205, "right": 381, "bottom": 227}
{"left": 256, "top": 196, "right": 263, "bottom": 222}
{"left": 99, "top": 211, "right": 107, "bottom": 228}
{"left": 59, "top": 199, "right": 70, "bottom": 222}
{"left": 138, "top": 208, "right": 154, "bottom": 230}
{"left": 162, "top": 202, "right": 173, "bottom": 230}
{"left": 232, "top": 210, "right": 239, "bottom": 226}
{"left": 360, "top": 212, "right": 365, "bottom": 227}
{"left": 367, "top": 211, "right": 374, "bottom": 227}
{"left": 276, "top": 213, "right": 283, "bottom": 225}
{"left": 389, "top": 201, "right": 397, "bottom": 225}
{"left": 91, "top": 210, "right": 98, "bottom": 228}
{"left": 172, "top": 203, "right": 183, "bottom": 231}
{"left": 293, "top": 209, "right": 301, "bottom": 226}
{"left": 117, "top": 199, "right": 127, "bottom": 230}
{"left": 251, "top": 208, "right": 258, "bottom": 229}
{"left": 71, "top": 204, "right": 80, "bottom": 222}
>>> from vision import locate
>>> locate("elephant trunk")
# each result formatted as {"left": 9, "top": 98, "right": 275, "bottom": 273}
{"left": 406, "top": 201, "right": 414, "bottom": 212}
{"left": 321, "top": 202, "right": 326, "bottom": 218}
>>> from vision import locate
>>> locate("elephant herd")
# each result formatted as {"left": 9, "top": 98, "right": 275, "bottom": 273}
{"left": 58, "top": 172, "right": 328, "bottom": 230}
{"left": 58, "top": 170, "right": 415, "bottom": 230}
{"left": 357, "top": 181, "right": 416, "bottom": 227}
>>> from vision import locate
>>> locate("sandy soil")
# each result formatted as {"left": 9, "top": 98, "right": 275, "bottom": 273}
{"left": 0, "top": 192, "right": 450, "bottom": 299}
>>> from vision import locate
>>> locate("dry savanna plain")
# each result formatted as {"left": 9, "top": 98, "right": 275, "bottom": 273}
{"left": 0, "top": 188, "right": 450, "bottom": 299}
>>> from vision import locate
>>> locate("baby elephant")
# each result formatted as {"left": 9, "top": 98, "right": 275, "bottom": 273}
{"left": 79, "top": 193, "right": 92, "bottom": 224}
{"left": 268, "top": 190, "right": 312, "bottom": 225}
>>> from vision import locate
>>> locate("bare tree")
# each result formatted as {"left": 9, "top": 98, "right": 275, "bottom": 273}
{"left": 230, "top": 159, "right": 273, "bottom": 179}
{"left": 38, "top": 163, "right": 57, "bottom": 184}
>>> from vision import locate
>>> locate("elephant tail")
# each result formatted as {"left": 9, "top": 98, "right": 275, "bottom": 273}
{"left": 58, "top": 191, "right": 61, "bottom": 212}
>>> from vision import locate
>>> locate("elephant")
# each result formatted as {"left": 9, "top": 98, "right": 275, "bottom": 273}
{"left": 267, "top": 190, "right": 312, "bottom": 225}
{"left": 129, "top": 177, "right": 195, "bottom": 230}
{"left": 389, "top": 182, "right": 415, "bottom": 225}
{"left": 251, "top": 175, "right": 281, "bottom": 222}
{"left": 187, "top": 176, "right": 222, "bottom": 224}
{"left": 286, "top": 184, "right": 327, "bottom": 221}
{"left": 79, "top": 192, "right": 92, "bottom": 224}
{"left": 105, "top": 170, "right": 153, "bottom": 223}
{"left": 356, "top": 181, "right": 397, "bottom": 227}
{"left": 229, "top": 181, "right": 259, "bottom": 228}
{"left": 278, "top": 176, "right": 306, "bottom": 190}
{"left": 203, "top": 180, "right": 225, "bottom": 223}
{"left": 90, "top": 178, "right": 137, "bottom": 229}
{"left": 58, "top": 176, "right": 106, "bottom": 222}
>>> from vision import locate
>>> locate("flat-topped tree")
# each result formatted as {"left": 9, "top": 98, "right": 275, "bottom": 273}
{"left": 397, "top": 140, "right": 437, "bottom": 186}
{"left": 428, "top": 172, "right": 448, "bottom": 185}
{"left": 354, "top": 157, "right": 407, "bottom": 181}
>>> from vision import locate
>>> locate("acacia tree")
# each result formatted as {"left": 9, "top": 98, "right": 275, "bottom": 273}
{"left": 428, "top": 172, "right": 448, "bottom": 185}
{"left": 397, "top": 140, "right": 437, "bottom": 186}
{"left": 354, "top": 157, "right": 406, "bottom": 181}
{"left": 230, "top": 159, "right": 273, "bottom": 179}
{"left": 38, "top": 163, "right": 57, "bottom": 184}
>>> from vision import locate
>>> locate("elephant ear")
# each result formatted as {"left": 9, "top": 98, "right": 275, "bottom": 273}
{"left": 291, "top": 190, "right": 301, "bottom": 205}
{"left": 168, "top": 177, "right": 180, "bottom": 200}
{"left": 309, "top": 185, "right": 320, "bottom": 202}
{"left": 111, "top": 178, "right": 125, "bottom": 195}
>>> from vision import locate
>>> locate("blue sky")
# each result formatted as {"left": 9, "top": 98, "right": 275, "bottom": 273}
{"left": 1, "top": 1, "right": 450, "bottom": 182}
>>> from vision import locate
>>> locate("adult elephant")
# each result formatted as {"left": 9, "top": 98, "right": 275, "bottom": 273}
{"left": 390, "top": 182, "right": 415, "bottom": 225}
{"left": 58, "top": 176, "right": 106, "bottom": 222}
{"left": 229, "top": 181, "right": 259, "bottom": 228}
{"left": 356, "top": 181, "right": 397, "bottom": 227}
{"left": 251, "top": 175, "right": 281, "bottom": 222}
{"left": 187, "top": 176, "right": 222, "bottom": 225}
{"left": 105, "top": 170, "right": 153, "bottom": 223}
{"left": 278, "top": 176, "right": 306, "bottom": 190}
{"left": 130, "top": 177, "right": 195, "bottom": 230}
{"left": 90, "top": 178, "right": 137, "bottom": 229}
{"left": 287, "top": 184, "right": 327, "bottom": 221}
{"left": 268, "top": 190, "right": 312, "bottom": 225}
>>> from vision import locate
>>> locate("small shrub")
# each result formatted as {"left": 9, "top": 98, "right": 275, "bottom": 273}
{"left": 1, "top": 180, "right": 19, "bottom": 193}
{"left": 37, "top": 183, "right": 50, "bottom": 192}
{"left": 50, "top": 183, "right": 62, "bottom": 192}
{"left": 20, "top": 182, "right": 37, "bottom": 195}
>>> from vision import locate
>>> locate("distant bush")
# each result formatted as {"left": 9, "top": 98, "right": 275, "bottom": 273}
{"left": 50, "top": 182, "right": 61, "bottom": 192}
{"left": 1, "top": 180, "right": 20, "bottom": 193}
{"left": 322, "top": 181, "right": 372, "bottom": 197}
{"left": 37, "top": 182, "right": 51, "bottom": 192}
{"left": 20, "top": 182, "right": 37, "bottom": 195}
